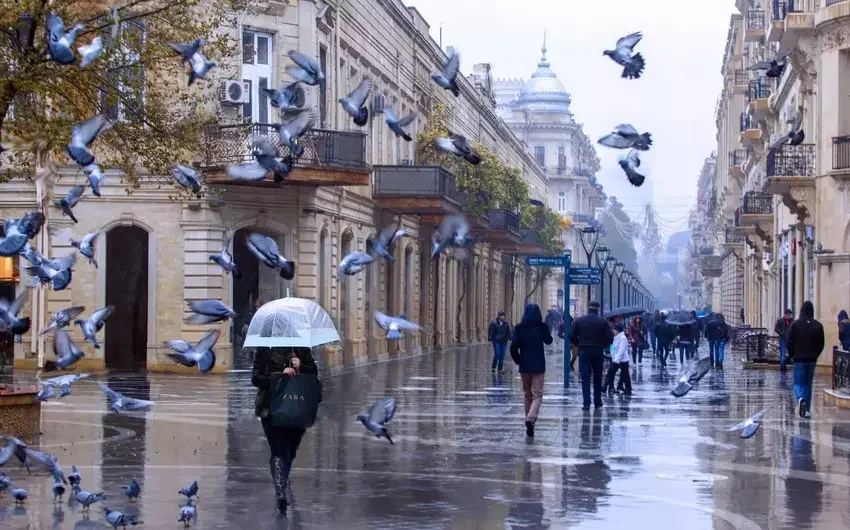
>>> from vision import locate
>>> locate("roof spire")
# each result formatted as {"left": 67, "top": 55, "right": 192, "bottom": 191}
{"left": 539, "top": 29, "right": 549, "bottom": 67}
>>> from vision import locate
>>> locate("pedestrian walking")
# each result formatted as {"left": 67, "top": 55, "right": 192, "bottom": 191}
{"left": 627, "top": 316, "right": 647, "bottom": 364}
{"left": 569, "top": 301, "right": 615, "bottom": 410}
{"left": 786, "top": 301, "right": 824, "bottom": 418}
{"left": 488, "top": 310, "right": 511, "bottom": 374}
{"left": 775, "top": 308, "right": 794, "bottom": 372}
{"left": 837, "top": 310, "right": 850, "bottom": 351}
{"left": 603, "top": 324, "right": 632, "bottom": 395}
{"left": 647, "top": 310, "right": 660, "bottom": 357}
{"left": 676, "top": 320, "right": 695, "bottom": 363}
{"left": 558, "top": 316, "right": 579, "bottom": 373}
{"left": 692, "top": 310, "right": 703, "bottom": 351}
{"left": 654, "top": 314, "right": 675, "bottom": 367}
{"left": 704, "top": 313, "right": 729, "bottom": 367}
{"left": 510, "top": 304, "right": 552, "bottom": 437}
{"left": 545, "top": 305, "right": 561, "bottom": 336}
{"left": 252, "top": 346, "right": 321, "bottom": 513}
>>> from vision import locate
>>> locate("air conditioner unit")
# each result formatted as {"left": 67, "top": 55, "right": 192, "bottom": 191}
{"left": 221, "top": 80, "right": 250, "bottom": 104}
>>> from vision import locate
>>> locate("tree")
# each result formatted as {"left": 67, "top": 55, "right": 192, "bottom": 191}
{"left": 0, "top": 1, "right": 232, "bottom": 188}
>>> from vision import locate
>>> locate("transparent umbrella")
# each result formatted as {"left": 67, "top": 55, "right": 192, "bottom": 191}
{"left": 242, "top": 298, "right": 340, "bottom": 349}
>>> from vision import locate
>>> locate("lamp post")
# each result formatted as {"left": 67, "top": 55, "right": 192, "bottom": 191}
{"left": 624, "top": 271, "right": 633, "bottom": 306}
{"left": 579, "top": 226, "right": 599, "bottom": 309}
{"left": 595, "top": 246, "right": 610, "bottom": 316}
{"left": 605, "top": 257, "right": 616, "bottom": 313}
{"left": 614, "top": 262, "right": 625, "bottom": 308}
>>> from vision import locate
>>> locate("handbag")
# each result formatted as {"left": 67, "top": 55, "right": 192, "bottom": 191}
{"left": 270, "top": 373, "right": 322, "bottom": 429}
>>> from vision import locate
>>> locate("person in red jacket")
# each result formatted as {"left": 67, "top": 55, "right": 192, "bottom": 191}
{"left": 626, "top": 316, "right": 647, "bottom": 364}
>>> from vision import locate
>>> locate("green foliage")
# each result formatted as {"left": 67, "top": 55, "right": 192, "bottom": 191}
{"left": 520, "top": 203, "right": 561, "bottom": 255}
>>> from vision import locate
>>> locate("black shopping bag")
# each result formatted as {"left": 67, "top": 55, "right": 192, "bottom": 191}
{"left": 270, "top": 373, "right": 322, "bottom": 429}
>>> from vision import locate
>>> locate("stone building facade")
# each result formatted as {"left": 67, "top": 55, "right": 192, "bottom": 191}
{"left": 0, "top": 0, "right": 551, "bottom": 373}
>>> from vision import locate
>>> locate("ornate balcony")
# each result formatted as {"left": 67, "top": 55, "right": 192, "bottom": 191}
{"left": 740, "top": 113, "right": 762, "bottom": 147}
{"left": 833, "top": 135, "right": 850, "bottom": 173}
{"left": 816, "top": 0, "right": 850, "bottom": 29}
{"left": 732, "top": 69, "right": 749, "bottom": 94}
{"left": 747, "top": 77, "right": 772, "bottom": 119}
{"left": 201, "top": 123, "right": 370, "bottom": 186}
{"left": 700, "top": 255, "right": 723, "bottom": 278}
{"left": 482, "top": 209, "right": 521, "bottom": 251}
{"left": 767, "top": 0, "right": 787, "bottom": 42}
{"left": 765, "top": 143, "right": 816, "bottom": 222}
{"left": 745, "top": 9, "right": 766, "bottom": 41}
{"left": 741, "top": 192, "right": 774, "bottom": 244}
{"left": 516, "top": 228, "right": 546, "bottom": 255}
{"left": 728, "top": 149, "right": 747, "bottom": 182}
{"left": 723, "top": 227, "right": 745, "bottom": 252}
{"left": 777, "top": 0, "right": 815, "bottom": 53}
{"left": 373, "top": 165, "right": 462, "bottom": 223}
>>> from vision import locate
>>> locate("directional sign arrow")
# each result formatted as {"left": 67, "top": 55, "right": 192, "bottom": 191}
{"left": 570, "top": 267, "right": 601, "bottom": 276}
{"left": 570, "top": 276, "right": 601, "bottom": 285}
{"left": 526, "top": 256, "right": 570, "bottom": 267}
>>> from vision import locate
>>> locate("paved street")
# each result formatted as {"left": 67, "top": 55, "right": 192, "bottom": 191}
{"left": 2, "top": 342, "right": 850, "bottom": 529}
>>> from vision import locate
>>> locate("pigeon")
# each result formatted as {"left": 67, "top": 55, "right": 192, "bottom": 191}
{"left": 73, "top": 485, "right": 105, "bottom": 511}
{"left": 369, "top": 223, "right": 404, "bottom": 263}
{"left": 339, "top": 251, "right": 374, "bottom": 278}
{"left": 43, "top": 373, "right": 90, "bottom": 394}
{"left": 19, "top": 242, "right": 45, "bottom": 266}
{"left": 435, "top": 135, "right": 481, "bottom": 165}
{"left": 164, "top": 329, "right": 219, "bottom": 373}
{"left": 27, "top": 253, "right": 76, "bottom": 291}
{"left": 769, "top": 106, "right": 805, "bottom": 156}
{"left": 97, "top": 382, "right": 155, "bottom": 413}
{"left": 286, "top": 50, "right": 325, "bottom": 90}
{"left": 68, "top": 465, "right": 81, "bottom": 487}
{"left": 178, "top": 480, "right": 199, "bottom": 500}
{"left": 185, "top": 300, "right": 236, "bottom": 325}
{"left": 178, "top": 502, "right": 196, "bottom": 526}
{"left": 384, "top": 107, "right": 416, "bottom": 142}
{"left": 671, "top": 359, "right": 697, "bottom": 398}
{"left": 339, "top": 79, "right": 372, "bottom": 126}
{"left": 375, "top": 311, "right": 420, "bottom": 340}
{"left": 275, "top": 109, "right": 316, "bottom": 158}
{"left": 122, "top": 478, "right": 140, "bottom": 501}
{"left": 687, "top": 356, "right": 712, "bottom": 384}
{"left": 53, "top": 480, "right": 66, "bottom": 501}
{"left": 727, "top": 407, "right": 771, "bottom": 439}
{"left": 432, "top": 49, "right": 460, "bottom": 97}
{"left": 0, "top": 290, "right": 30, "bottom": 336}
{"left": 0, "top": 436, "right": 29, "bottom": 470}
{"left": 390, "top": 228, "right": 412, "bottom": 246}
{"left": 209, "top": 234, "right": 240, "bottom": 278}
{"left": 187, "top": 51, "right": 216, "bottom": 86}
{"left": 357, "top": 397, "right": 397, "bottom": 444}
{"left": 85, "top": 164, "right": 105, "bottom": 196}
{"left": 44, "top": 330, "right": 85, "bottom": 372}
{"left": 748, "top": 50, "right": 791, "bottom": 78}
{"left": 618, "top": 149, "right": 646, "bottom": 187}
{"left": 46, "top": 14, "right": 85, "bottom": 65}
{"left": 246, "top": 232, "right": 295, "bottom": 280}
{"left": 75, "top": 305, "right": 115, "bottom": 349}
{"left": 105, "top": 507, "right": 138, "bottom": 528}
{"left": 226, "top": 135, "right": 292, "bottom": 182}
{"left": 431, "top": 214, "right": 472, "bottom": 259}
{"left": 58, "top": 185, "right": 85, "bottom": 223}
{"left": 169, "top": 39, "right": 204, "bottom": 64}
{"left": 24, "top": 449, "right": 67, "bottom": 483}
{"left": 171, "top": 165, "right": 202, "bottom": 196}
{"left": 35, "top": 384, "right": 58, "bottom": 402}
{"left": 69, "top": 231, "right": 99, "bottom": 268}
{"left": 40, "top": 306, "right": 85, "bottom": 335}
{"left": 264, "top": 81, "right": 306, "bottom": 111}
{"left": 598, "top": 124, "right": 652, "bottom": 151}
{"left": 0, "top": 472, "right": 9, "bottom": 492}
{"left": 603, "top": 32, "right": 645, "bottom": 79}
{"left": 11, "top": 487, "right": 27, "bottom": 504}
{"left": 78, "top": 36, "right": 104, "bottom": 68}
{"left": 0, "top": 211, "right": 44, "bottom": 256}
{"left": 66, "top": 115, "right": 110, "bottom": 167}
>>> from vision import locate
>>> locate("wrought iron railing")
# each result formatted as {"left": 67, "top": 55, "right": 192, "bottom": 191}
{"left": 729, "top": 149, "right": 747, "bottom": 167}
{"left": 825, "top": 0, "right": 845, "bottom": 7}
{"left": 486, "top": 209, "right": 520, "bottom": 234}
{"left": 740, "top": 112, "right": 754, "bottom": 132}
{"left": 833, "top": 135, "right": 850, "bottom": 170}
{"left": 725, "top": 227, "right": 744, "bottom": 243}
{"left": 744, "top": 329, "right": 769, "bottom": 361}
{"left": 747, "top": 77, "right": 772, "bottom": 102}
{"left": 772, "top": 0, "right": 787, "bottom": 19}
{"left": 372, "top": 165, "right": 462, "bottom": 203}
{"left": 833, "top": 346, "right": 850, "bottom": 392}
{"left": 747, "top": 9, "right": 765, "bottom": 29}
{"left": 734, "top": 70, "right": 748, "bottom": 86}
{"left": 730, "top": 325, "right": 754, "bottom": 351}
{"left": 202, "top": 123, "right": 368, "bottom": 170}
{"left": 767, "top": 144, "right": 815, "bottom": 177}
{"left": 743, "top": 192, "right": 774, "bottom": 215}
{"left": 789, "top": 0, "right": 816, "bottom": 12}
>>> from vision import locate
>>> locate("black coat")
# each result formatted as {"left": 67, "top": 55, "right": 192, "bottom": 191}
{"left": 488, "top": 319, "right": 511, "bottom": 343}
{"left": 654, "top": 321, "right": 676, "bottom": 346}
{"left": 704, "top": 318, "right": 729, "bottom": 341}
{"left": 510, "top": 304, "right": 553, "bottom": 374}
{"left": 251, "top": 347, "right": 320, "bottom": 419}
{"left": 569, "top": 311, "right": 614, "bottom": 352}
{"left": 787, "top": 302, "right": 825, "bottom": 363}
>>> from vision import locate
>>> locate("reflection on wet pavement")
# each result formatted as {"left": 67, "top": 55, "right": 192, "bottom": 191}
{"left": 3, "top": 343, "right": 850, "bottom": 529}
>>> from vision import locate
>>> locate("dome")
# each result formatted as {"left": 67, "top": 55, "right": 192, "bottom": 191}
{"left": 514, "top": 37, "right": 572, "bottom": 112}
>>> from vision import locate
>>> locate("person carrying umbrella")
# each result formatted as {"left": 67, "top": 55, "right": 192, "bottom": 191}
{"left": 654, "top": 313, "right": 675, "bottom": 368}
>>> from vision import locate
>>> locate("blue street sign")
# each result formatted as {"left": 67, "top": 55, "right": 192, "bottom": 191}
{"left": 570, "top": 276, "right": 601, "bottom": 285}
{"left": 569, "top": 267, "right": 601, "bottom": 276}
{"left": 526, "top": 256, "right": 570, "bottom": 267}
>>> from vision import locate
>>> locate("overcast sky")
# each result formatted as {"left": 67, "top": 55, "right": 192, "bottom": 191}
{"left": 411, "top": 0, "right": 734, "bottom": 237}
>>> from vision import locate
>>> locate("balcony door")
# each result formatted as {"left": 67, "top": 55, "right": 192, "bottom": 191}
{"left": 242, "top": 30, "right": 273, "bottom": 124}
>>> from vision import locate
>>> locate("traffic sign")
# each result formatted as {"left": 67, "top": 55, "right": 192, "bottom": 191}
{"left": 526, "top": 256, "right": 570, "bottom": 267}
{"left": 569, "top": 267, "right": 601, "bottom": 276}
{"left": 570, "top": 276, "right": 601, "bottom": 285}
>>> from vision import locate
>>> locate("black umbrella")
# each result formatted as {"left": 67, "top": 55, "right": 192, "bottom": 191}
{"left": 604, "top": 306, "right": 644, "bottom": 320}
{"left": 666, "top": 312, "right": 696, "bottom": 326}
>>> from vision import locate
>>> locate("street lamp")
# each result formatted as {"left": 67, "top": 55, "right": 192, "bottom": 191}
{"left": 579, "top": 226, "right": 599, "bottom": 308}
{"left": 605, "top": 257, "right": 616, "bottom": 313}
{"left": 595, "top": 246, "right": 610, "bottom": 316}
{"left": 614, "top": 262, "right": 625, "bottom": 308}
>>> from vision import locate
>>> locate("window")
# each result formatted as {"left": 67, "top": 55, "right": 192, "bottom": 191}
{"left": 557, "top": 191, "right": 566, "bottom": 213}
{"left": 558, "top": 145, "right": 566, "bottom": 171}
{"left": 319, "top": 45, "right": 328, "bottom": 127}
{"left": 242, "top": 30, "right": 273, "bottom": 123}
{"left": 100, "top": 20, "right": 147, "bottom": 123}
{"left": 534, "top": 146, "right": 545, "bottom": 167}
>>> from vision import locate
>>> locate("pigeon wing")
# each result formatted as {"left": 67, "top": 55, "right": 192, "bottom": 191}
{"left": 53, "top": 330, "right": 73, "bottom": 358}
{"left": 441, "top": 51, "right": 460, "bottom": 80}
{"left": 8, "top": 290, "right": 27, "bottom": 316}
{"left": 194, "top": 328, "right": 221, "bottom": 352}
{"left": 61, "top": 306, "right": 86, "bottom": 321}
{"left": 46, "top": 15, "right": 66, "bottom": 43}
{"left": 226, "top": 162, "right": 268, "bottom": 181}
{"left": 598, "top": 133, "right": 634, "bottom": 149}
{"left": 189, "top": 299, "right": 227, "bottom": 316}
{"left": 624, "top": 149, "right": 641, "bottom": 168}
{"left": 748, "top": 61, "right": 772, "bottom": 71}
{"left": 394, "top": 317, "right": 421, "bottom": 331}
{"left": 438, "top": 214, "right": 469, "bottom": 240}
{"left": 74, "top": 115, "right": 110, "bottom": 146}
{"left": 749, "top": 406, "right": 771, "bottom": 423}
{"left": 81, "top": 231, "right": 99, "bottom": 247}
{"left": 164, "top": 339, "right": 192, "bottom": 353}
{"left": 97, "top": 382, "right": 122, "bottom": 403}
{"left": 368, "top": 397, "right": 397, "bottom": 424}
{"left": 613, "top": 124, "right": 639, "bottom": 137}
{"left": 281, "top": 109, "right": 316, "bottom": 140}
{"left": 253, "top": 135, "right": 278, "bottom": 157}
{"left": 348, "top": 251, "right": 374, "bottom": 265}
{"left": 67, "top": 185, "right": 85, "bottom": 203}
{"left": 348, "top": 79, "right": 372, "bottom": 108}
{"left": 615, "top": 32, "right": 642, "bottom": 51}
{"left": 382, "top": 107, "right": 398, "bottom": 123}
{"left": 377, "top": 223, "right": 399, "bottom": 247}
{"left": 287, "top": 50, "right": 320, "bottom": 75}
{"left": 90, "top": 305, "right": 114, "bottom": 325}
{"left": 374, "top": 311, "right": 393, "bottom": 330}
{"left": 397, "top": 112, "right": 417, "bottom": 127}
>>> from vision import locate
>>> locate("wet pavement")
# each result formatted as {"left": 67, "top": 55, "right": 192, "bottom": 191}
{"left": 2, "top": 342, "right": 850, "bottom": 529}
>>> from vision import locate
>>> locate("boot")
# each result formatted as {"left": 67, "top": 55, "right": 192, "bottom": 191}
{"left": 270, "top": 456, "right": 288, "bottom": 513}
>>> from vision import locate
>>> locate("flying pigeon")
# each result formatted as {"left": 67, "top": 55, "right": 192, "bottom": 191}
{"left": 769, "top": 106, "right": 805, "bottom": 156}
{"left": 122, "top": 478, "right": 141, "bottom": 501}
{"left": 0, "top": 211, "right": 44, "bottom": 256}
{"left": 46, "top": 14, "right": 85, "bottom": 65}
{"left": 185, "top": 300, "right": 236, "bottom": 325}
{"left": 598, "top": 124, "right": 652, "bottom": 151}
{"left": 58, "top": 185, "right": 85, "bottom": 223}
{"left": 687, "top": 356, "right": 712, "bottom": 384}
{"left": 671, "top": 358, "right": 708, "bottom": 398}
{"left": 66, "top": 114, "right": 110, "bottom": 167}
{"left": 43, "top": 330, "right": 85, "bottom": 372}
{"left": 286, "top": 50, "right": 325, "bottom": 90}
{"left": 432, "top": 49, "right": 460, "bottom": 97}
{"left": 431, "top": 214, "right": 472, "bottom": 259}
{"left": 187, "top": 51, "right": 216, "bottom": 86}
{"left": 24, "top": 449, "right": 67, "bottom": 484}
{"left": 68, "top": 465, "right": 81, "bottom": 487}
{"left": 11, "top": 487, "right": 28, "bottom": 504}
{"left": 53, "top": 480, "right": 66, "bottom": 501}
{"left": 40, "top": 306, "right": 85, "bottom": 336}
{"left": 275, "top": 109, "right": 316, "bottom": 158}
{"left": 0, "top": 290, "right": 30, "bottom": 336}
{"left": 78, "top": 36, "right": 104, "bottom": 68}
{"left": 618, "top": 149, "right": 646, "bottom": 187}
{"left": 43, "top": 373, "right": 90, "bottom": 398}
{"left": 264, "top": 81, "right": 306, "bottom": 111}
{"left": 169, "top": 39, "right": 204, "bottom": 64}
{"left": 435, "top": 135, "right": 481, "bottom": 165}
{"left": 69, "top": 230, "right": 99, "bottom": 268}
{"left": 384, "top": 107, "right": 416, "bottom": 142}
{"left": 603, "top": 32, "right": 645, "bottom": 79}
{"left": 85, "top": 164, "right": 105, "bottom": 196}
{"left": 369, "top": 223, "right": 404, "bottom": 262}
{"left": 357, "top": 397, "right": 397, "bottom": 444}
{"left": 178, "top": 480, "right": 199, "bottom": 500}
{"left": 226, "top": 135, "right": 292, "bottom": 182}
{"left": 339, "top": 251, "right": 375, "bottom": 278}
{"left": 105, "top": 507, "right": 138, "bottom": 528}
{"left": 73, "top": 485, "right": 105, "bottom": 511}
{"left": 209, "top": 234, "right": 240, "bottom": 278}
{"left": 97, "top": 382, "right": 155, "bottom": 413}
{"left": 748, "top": 50, "right": 791, "bottom": 78}
{"left": 178, "top": 502, "right": 196, "bottom": 527}
{"left": 375, "top": 311, "right": 420, "bottom": 340}
{"left": 390, "top": 228, "right": 412, "bottom": 246}
{"left": 19, "top": 242, "right": 45, "bottom": 266}
{"left": 75, "top": 305, "right": 115, "bottom": 349}
{"left": 164, "top": 329, "right": 220, "bottom": 373}
{"left": 247, "top": 232, "right": 295, "bottom": 280}
{"left": 27, "top": 253, "right": 76, "bottom": 291}
{"left": 727, "top": 407, "right": 771, "bottom": 439}
{"left": 339, "top": 78, "right": 372, "bottom": 126}
{"left": 35, "top": 384, "right": 58, "bottom": 402}
{"left": 0, "top": 436, "right": 29, "bottom": 470}
{"left": 171, "top": 165, "right": 202, "bottom": 196}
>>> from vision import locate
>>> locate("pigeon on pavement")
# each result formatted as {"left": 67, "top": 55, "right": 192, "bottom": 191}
{"left": 339, "top": 79, "right": 372, "bottom": 126}
{"left": 286, "top": 50, "right": 325, "bottom": 90}
{"left": 46, "top": 14, "right": 85, "bottom": 65}
{"left": 53, "top": 480, "right": 66, "bottom": 501}
{"left": 11, "top": 487, "right": 28, "bottom": 504}
{"left": 727, "top": 407, "right": 771, "bottom": 439}
{"left": 44, "top": 330, "right": 85, "bottom": 372}
{"left": 185, "top": 300, "right": 236, "bottom": 325}
{"left": 178, "top": 502, "right": 196, "bottom": 526}
{"left": 432, "top": 49, "right": 460, "bottom": 97}
{"left": 178, "top": 480, "right": 199, "bottom": 500}
{"left": 435, "top": 135, "right": 481, "bottom": 165}
{"left": 97, "top": 382, "right": 155, "bottom": 413}
{"left": 598, "top": 124, "right": 652, "bottom": 151}
{"left": 384, "top": 107, "right": 416, "bottom": 142}
{"left": 75, "top": 306, "right": 115, "bottom": 349}
{"left": 68, "top": 465, "right": 81, "bottom": 487}
{"left": 357, "top": 397, "right": 397, "bottom": 444}
{"left": 24, "top": 449, "right": 67, "bottom": 483}
{"left": 40, "top": 306, "right": 85, "bottom": 336}
{"left": 105, "top": 507, "right": 138, "bottom": 528}
{"left": 618, "top": 149, "right": 646, "bottom": 187}
{"left": 375, "top": 312, "right": 420, "bottom": 341}
{"left": 0, "top": 472, "right": 10, "bottom": 493}
{"left": 73, "top": 485, "right": 105, "bottom": 511}
{"left": 247, "top": 233, "right": 295, "bottom": 280}
{"left": 164, "top": 329, "right": 220, "bottom": 373}
{"left": 603, "top": 32, "right": 645, "bottom": 79}
{"left": 122, "top": 478, "right": 141, "bottom": 501}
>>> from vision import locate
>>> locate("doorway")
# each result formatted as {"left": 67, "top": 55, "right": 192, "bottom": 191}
{"left": 105, "top": 226, "right": 148, "bottom": 370}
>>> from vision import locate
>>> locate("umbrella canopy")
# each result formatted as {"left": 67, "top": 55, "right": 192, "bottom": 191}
{"left": 666, "top": 311, "right": 696, "bottom": 326}
{"left": 695, "top": 311, "right": 708, "bottom": 319}
{"left": 604, "top": 306, "right": 644, "bottom": 320}
{"left": 242, "top": 298, "right": 340, "bottom": 348}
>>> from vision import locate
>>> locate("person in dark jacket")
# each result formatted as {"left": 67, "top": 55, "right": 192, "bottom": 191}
{"left": 704, "top": 314, "right": 729, "bottom": 367}
{"left": 838, "top": 310, "right": 850, "bottom": 351}
{"left": 488, "top": 310, "right": 511, "bottom": 373}
{"left": 626, "top": 316, "right": 647, "bottom": 364}
{"left": 690, "top": 310, "right": 702, "bottom": 350}
{"left": 676, "top": 321, "right": 695, "bottom": 363}
{"left": 787, "top": 301, "right": 824, "bottom": 418}
{"left": 775, "top": 308, "right": 794, "bottom": 372}
{"left": 654, "top": 314, "right": 675, "bottom": 368}
{"left": 510, "top": 304, "right": 552, "bottom": 437}
{"left": 647, "top": 310, "right": 660, "bottom": 357}
{"left": 545, "top": 306, "right": 562, "bottom": 336}
{"left": 569, "top": 301, "right": 614, "bottom": 410}
{"left": 252, "top": 346, "right": 320, "bottom": 513}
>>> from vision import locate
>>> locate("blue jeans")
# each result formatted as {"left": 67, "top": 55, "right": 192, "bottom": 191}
{"left": 649, "top": 332, "right": 657, "bottom": 353}
{"left": 715, "top": 341, "right": 725, "bottom": 362}
{"left": 492, "top": 342, "right": 507, "bottom": 370}
{"left": 779, "top": 339, "right": 787, "bottom": 369}
{"left": 793, "top": 361, "right": 817, "bottom": 404}
{"left": 579, "top": 350, "right": 604, "bottom": 409}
